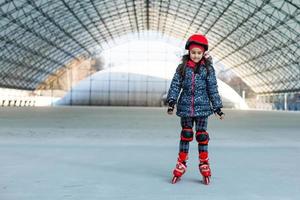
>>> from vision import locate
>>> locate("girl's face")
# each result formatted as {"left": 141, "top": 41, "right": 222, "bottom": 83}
{"left": 189, "top": 48, "right": 204, "bottom": 63}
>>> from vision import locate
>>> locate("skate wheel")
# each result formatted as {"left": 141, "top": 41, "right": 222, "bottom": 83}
{"left": 172, "top": 176, "right": 180, "bottom": 184}
{"left": 203, "top": 176, "right": 210, "bottom": 185}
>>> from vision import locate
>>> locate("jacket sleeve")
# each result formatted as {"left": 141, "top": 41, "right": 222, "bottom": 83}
{"left": 166, "top": 66, "right": 182, "bottom": 104}
{"left": 206, "top": 63, "right": 223, "bottom": 111}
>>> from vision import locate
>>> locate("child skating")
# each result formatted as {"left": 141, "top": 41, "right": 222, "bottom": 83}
{"left": 166, "top": 34, "right": 225, "bottom": 185}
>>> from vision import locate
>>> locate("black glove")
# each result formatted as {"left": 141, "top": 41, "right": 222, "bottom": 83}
{"left": 167, "top": 101, "right": 175, "bottom": 113}
{"left": 214, "top": 108, "right": 224, "bottom": 117}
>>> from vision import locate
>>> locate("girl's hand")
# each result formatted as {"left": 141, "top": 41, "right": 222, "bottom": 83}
{"left": 215, "top": 113, "right": 225, "bottom": 120}
{"left": 167, "top": 101, "right": 175, "bottom": 115}
{"left": 167, "top": 106, "right": 174, "bottom": 115}
{"left": 214, "top": 108, "right": 225, "bottom": 120}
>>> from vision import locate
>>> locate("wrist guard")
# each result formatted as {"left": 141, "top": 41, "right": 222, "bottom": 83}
{"left": 214, "top": 108, "right": 224, "bottom": 117}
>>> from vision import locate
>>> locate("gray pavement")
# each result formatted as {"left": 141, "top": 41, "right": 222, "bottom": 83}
{"left": 0, "top": 107, "right": 299, "bottom": 200}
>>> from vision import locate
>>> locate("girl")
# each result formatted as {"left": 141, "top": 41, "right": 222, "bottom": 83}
{"left": 167, "top": 34, "right": 224, "bottom": 185}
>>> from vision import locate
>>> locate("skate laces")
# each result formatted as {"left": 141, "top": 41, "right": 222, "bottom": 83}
{"left": 199, "top": 163, "right": 209, "bottom": 170}
{"left": 173, "top": 161, "right": 187, "bottom": 177}
{"left": 199, "top": 162, "right": 211, "bottom": 176}
{"left": 176, "top": 161, "right": 187, "bottom": 170}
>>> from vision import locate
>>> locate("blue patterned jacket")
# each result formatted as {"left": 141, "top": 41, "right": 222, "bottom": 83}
{"left": 167, "top": 60, "right": 223, "bottom": 117}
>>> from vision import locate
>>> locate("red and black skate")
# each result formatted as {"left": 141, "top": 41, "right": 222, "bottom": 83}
{"left": 199, "top": 152, "right": 211, "bottom": 185}
{"left": 171, "top": 152, "right": 188, "bottom": 184}
{"left": 199, "top": 162, "right": 211, "bottom": 185}
{"left": 172, "top": 161, "right": 187, "bottom": 184}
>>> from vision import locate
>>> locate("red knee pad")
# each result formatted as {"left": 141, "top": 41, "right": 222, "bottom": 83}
{"left": 181, "top": 128, "right": 194, "bottom": 141}
{"left": 196, "top": 131, "right": 209, "bottom": 145}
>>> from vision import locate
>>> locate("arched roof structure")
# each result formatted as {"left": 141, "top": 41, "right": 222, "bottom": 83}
{"left": 0, "top": 0, "right": 299, "bottom": 93}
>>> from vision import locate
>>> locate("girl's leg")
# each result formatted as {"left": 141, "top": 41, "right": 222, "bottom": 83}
{"left": 172, "top": 117, "right": 194, "bottom": 182}
{"left": 195, "top": 117, "right": 211, "bottom": 184}
{"left": 178, "top": 117, "right": 194, "bottom": 163}
{"left": 195, "top": 117, "right": 209, "bottom": 162}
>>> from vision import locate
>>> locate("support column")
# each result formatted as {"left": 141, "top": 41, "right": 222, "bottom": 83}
{"left": 284, "top": 93, "right": 288, "bottom": 111}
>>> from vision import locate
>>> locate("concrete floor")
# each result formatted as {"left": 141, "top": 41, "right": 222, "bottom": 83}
{"left": 0, "top": 106, "right": 299, "bottom": 200}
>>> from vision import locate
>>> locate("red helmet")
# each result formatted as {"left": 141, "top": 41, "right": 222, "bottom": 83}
{"left": 185, "top": 34, "right": 208, "bottom": 51}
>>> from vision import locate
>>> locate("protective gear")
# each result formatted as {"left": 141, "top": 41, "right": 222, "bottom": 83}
{"left": 214, "top": 108, "right": 225, "bottom": 117}
{"left": 185, "top": 34, "right": 208, "bottom": 51}
{"left": 172, "top": 152, "right": 188, "bottom": 179}
{"left": 173, "top": 162, "right": 187, "bottom": 177}
{"left": 198, "top": 151, "right": 211, "bottom": 184}
{"left": 199, "top": 162, "right": 211, "bottom": 184}
{"left": 189, "top": 44, "right": 205, "bottom": 52}
{"left": 196, "top": 131, "right": 209, "bottom": 145}
{"left": 167, "top": 106, "right": 174, "bottom": 113}
{"left": 167, "top": 101, "right": 175, "bottom": 114}
{"left": 181, "top": 128, "right": 194, "bottom": 141}
{"left": 168, "top": 101, "right": 175, "bottom": 107}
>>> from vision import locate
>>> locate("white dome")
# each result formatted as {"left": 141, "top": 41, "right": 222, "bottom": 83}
{"left": 58, "top": 68, "right": 247, "bottom": 109}
{"left": 58, "top": 70, "right": 170, "bottom": 106}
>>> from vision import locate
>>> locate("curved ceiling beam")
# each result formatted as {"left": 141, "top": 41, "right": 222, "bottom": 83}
{"left": 0, "top": 0, "right": 298, "bottom": 94}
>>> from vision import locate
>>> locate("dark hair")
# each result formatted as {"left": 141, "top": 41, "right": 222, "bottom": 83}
{"left": 177, "top": 53, "right": 209, "bottom": 78}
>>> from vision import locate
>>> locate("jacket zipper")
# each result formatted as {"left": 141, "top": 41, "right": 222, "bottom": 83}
{"left": 191, "top": 72, "right": 195, "bottom": 116}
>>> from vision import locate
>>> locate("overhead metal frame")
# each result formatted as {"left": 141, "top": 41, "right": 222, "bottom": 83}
{"left": 0, "top": 0, "right": 299, "bottom": 93}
